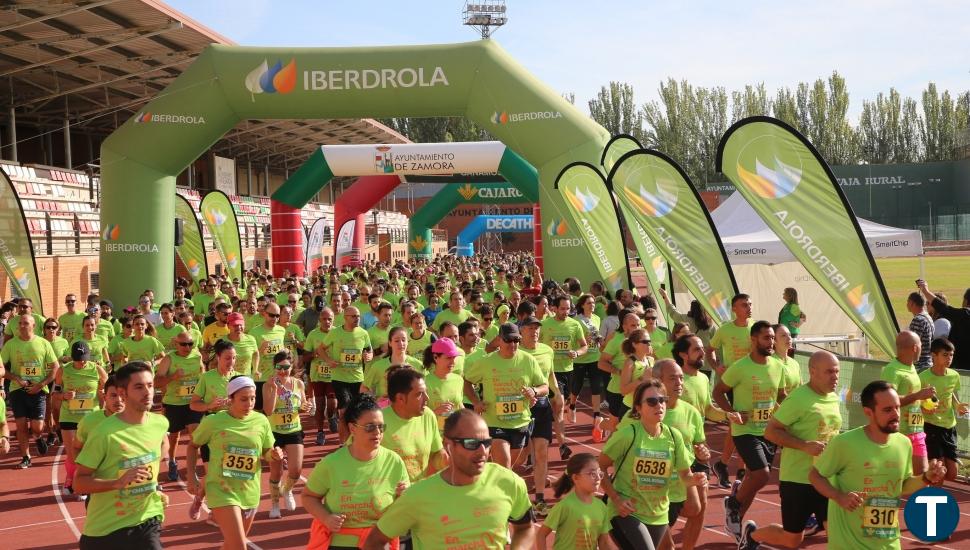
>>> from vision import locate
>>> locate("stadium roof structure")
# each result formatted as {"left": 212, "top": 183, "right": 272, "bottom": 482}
{"left": 0, "top": 0, "right": 407, "bottom": 170}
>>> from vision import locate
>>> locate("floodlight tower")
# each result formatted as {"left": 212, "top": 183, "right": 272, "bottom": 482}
{"left": 462, "top": 1, "right": 507, "bottom": 39}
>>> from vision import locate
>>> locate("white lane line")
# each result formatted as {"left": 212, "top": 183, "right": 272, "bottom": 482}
{"left": 0, "top": 515, "right": 86, "bottom": 532}
{"left": 51, "top": 447, "right": 81, "bottom": 539}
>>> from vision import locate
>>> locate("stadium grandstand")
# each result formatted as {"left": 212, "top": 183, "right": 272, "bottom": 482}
{"left": 0, "top": 0, "right": 429, "bottom": 316}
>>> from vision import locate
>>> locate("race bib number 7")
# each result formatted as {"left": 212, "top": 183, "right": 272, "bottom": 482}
{"left": 68, "top": 392, "right": 96, "bottom": 413}
{"left": 862, "top": 496, "right": 900, "bottom": 539}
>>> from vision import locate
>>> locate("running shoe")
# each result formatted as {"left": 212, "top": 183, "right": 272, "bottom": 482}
{"left": 713, "top": 460, "right": 731, "bottom": 489}
{"left": 569, "top": 403, "right": 577, "bottom": 424}
{"left": 268, "top": 500, "right": 282, "bottom": 519}
{"left": 315, "top": 431, "right": 326, "bottom": 446}
{"left": 803, "top": 514, "right": 822, "bottom": 536}
{"left": 559, "top": 444, "right": 572, "bottom": 460}
{"left": 167, "top": 459, "right": 179, "bottom": 482}
{"left": 328, "top": 416, "right": 338, "bottom": 433}
{"left": 283, "top": 487, "right": 297, "bottom": 511}
{"left": 738, "top": 520, "right": 759, "bottom": 550}
{"left": 18, "top": 456, "right": 30, "bottom": 469}
{"left": 36, "top": 436, "right": 48, "bottom": 456}
{"left": 723, "top": 496, "right": 742, "bottom": 541}
{"left": 533, "top": 500, "right": 550, "bottom": 517}
{"left": 189, "top": 493, "right": 206, "bottom": 520}
{"left": 592, "top": 421, "right": 604, "bottom": 443}
{"left": 47, "top": 432, "right": 58, "bottom": 447}
{"left": 730, "top": 479, "right": 742, "bottom": 500}
{"left": 307, "top": 402, "right": 317, "bottom": 417}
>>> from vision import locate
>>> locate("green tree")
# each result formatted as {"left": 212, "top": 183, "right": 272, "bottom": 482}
{"left": 921, "top": 83, "right": 958, "bottom": 161}
{"left": 730, "top": 83, "right": 770, "bottom": 122}
{"left": 588, "top": 81, "right": 644, "bottom": 142}
{"left": 378, "top": 117, "right": 490, "bottom": 143}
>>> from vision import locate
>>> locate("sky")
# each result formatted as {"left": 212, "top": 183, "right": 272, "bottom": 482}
{"left": 165, "top": 0, "right": 969, "bottom": 121}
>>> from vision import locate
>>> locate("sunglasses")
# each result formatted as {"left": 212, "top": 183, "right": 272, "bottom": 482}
{"left": 65, "top": 300, "right": 76, "bottom": 304}
{"left": 449, "top": 437, "right": 493, "bottom": 450}
{"left": 44, "top": 325, "right": 58, "bottom": 330}
{"left": 275, "top": 363, "right": 292, "bottom": 369}
{"left": 266, "top": 313, "right": 280, "bottom": 318}
{"left": 177, "top": 340, "right": 194, "bottom": 346}
{"left": 641, "top": 396, "right": 667, "bottom": 407}
{"left": 352, "top": 422, "right": 386, "bottom": 433}
{"left": 637, "top": 340, "right": 652, "bottom": 345}
{"left": 644, "top": 317, "right": 657, "bottom": 321}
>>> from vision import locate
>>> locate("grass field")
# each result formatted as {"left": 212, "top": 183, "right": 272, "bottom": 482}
{"left": 875, "top": 255, "right": 968, "bottom": 330}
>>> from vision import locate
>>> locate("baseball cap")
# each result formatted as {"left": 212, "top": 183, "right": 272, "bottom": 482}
{"left": 520, "top": 315, "right": 542, "bottom": 327}
{"left": 71, "top": 340, "right": 91, "bottom": 361}
{"left": 226, "top": 312, "right": 245, "bottom": 326}
{"left": 99, "top": 299, "right": 113, "bottom": 309}
{"left": 498, "top": 323, "right": 522, "bottom": 342}
{"left": 430, "top": 338, "right": 460, "bottom": 358}
{"left": 226, "top": 376, "right": 256, "bottom": 396}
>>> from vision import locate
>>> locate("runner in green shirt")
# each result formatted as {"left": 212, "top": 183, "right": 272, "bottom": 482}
{"left": 72, "top": 316, "right": 110, "bottom": 371}
{"left": 74, "top": 375, "right": 124, "bottom": 470}
{"left": 538, "top": 453, "right": 612, "bottom": 550}
{"left": 742, "top": 350, "right": 842, "bottom": 549}
{"left": 263, "top": 353, "right": 309, "bottom": 520}
{"left": 305, "top": 394, "right": 409, "bottom": 549}
{"left": 58, "top": 293, "right": 86, "bottom": 343}
{"left": 55, "top": 341, "right": 108, "bottom": 495}
{"left": 305, "top": 308, "right": 337, "bottom": 445}
{"left": 118, "top": 315, "right": 164, "bottom": 371}
{"left": 599, "top": 379, "right": 706, "bottom": 549}
{"left": 321, "top": 307, "right": 373, "bottom": 443}
{"left": 464, "top": 323, "right": 548, "bottom": 470}
{"left": 879, "top": 330, "right": 935, "bottom": 476}
{"left": 107, "top": 319, "right": 132, "bottom": 373}
{"left": 772, "top": 324, "right": 802, "bottom": 394}
{"left": 364, "top": 409, "right": 535, "bottom": 550}
{"left": 223, "top": 313, "right": 258, "bottom": 377}
{"left": 521, "top": 316, "right": 561, "bottom": 515}
{"left": 74, "top": 362, "right": 169, "bottom": 548}
{"left": 3, "top": 299, "right": 44, "bottom": 340}
{"left": 597, "top": 309, "right": 643, "bottom": 435}
{"left": 919, "top": 337, "right": 969, "bottom": 483}
{"left": 366, "top": 303, "right": 394, "bottom": 357}
{"left": 279, "top": 306, "right": 305, "bottom": 375}
{"left": 540, "top": 296, "right": 588, "bottom": 458}
{"left": 809, "top": 380, "right": 947, "bottom": 550}
{"left": 422, "top": 338, "right": 464, "bottom": 433}
{"left": 362, "top": 327, "right": 422, "bottom": 401}
{"left": 153, "top": 304, "right": 185, "bottom": 354}
{"left": 713, "top": 321, "right": 788, "bottom": 540}
{"left": 382, "top": 367, "right": 445, "bottom": 482}
{"left": 432, "top": 291, "right": 473, "bottom": 333}
{"left": 248, "top": 303, "right": 287, "bottom": 410}
{"left": 193, "top": 376, "right": 281, "bottom": 549}
{"left": 156, "top": 331, "right": 205, "bottom": 483}
{"left": 619, "top": 329, "right": 655, "bottom": 408}
{"left": 672, "top": 335, "right": 713, "bottom": 419}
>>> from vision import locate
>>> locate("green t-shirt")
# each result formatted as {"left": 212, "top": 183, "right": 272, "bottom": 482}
{"left": 267, "top": 384, "right": 303, "bottom": 434}
{"left": 191, "top": 411, "right": 274, "bottom": 509}
{"left": 376, "top": 462, "right": 531, "bottom": 549}
{"left": 602, "top": 333, "right": 626, "bottom": 393}
{"left": 118, "top": 336, "right": 164, "bottom": 367}
{"left": 381, "top": 406, "right": 444, "bottom": 482}
{"left": 771, "top": 384, "right": 842, "bottom": 484}
{"left": 431, "top": 308, "right": 472, "bottom": 333}
{"left": 602, "top": 422, "right": 690, "bottom": 525}
{"left": 709, "top": 320, "right": 754, "bottom": 367}
{"left": 575, "top": 314, "right": 601, "bottom": 364}
{"left": 621, "top": 357, "right": 652, "bottom": 407}
{"left": 49, "top": 336, "right": 70, "bottom": 364}
{"left": 720, "top": 355, "right": 786, "bottom": 437}
{"left": 108, "top": 334, "right": 128, "bottom": 372}
{"left": 76, "top": 409, "right": 112, "bottom": 446}
{"left": 304, "top": 328, "right": 331, "bottom": 382}
{"left": 244, "top": 314, "right": 262, "bottom": 333}
{"left": 3, "top": 313, "right": 45, "bottom": 337}
{"left": 60, "top": 361, "right": 102, "bottom": 424}
{"left": 58, "top": 311, "right": 87, "bottom": 343}
{"left": 407, "top": 330, "right": 434, "bottom": 358}
{"left": 918, "top": 368, "right": 962, "bottom": 429}
{"left": 681, "top": 370, "right": 712, "bottom": 417}
{"left": 282, "top": 323, "right": 305, "bottom": 360}
{"left": 662, "top": 402, "right": 704, "bottom": 503}
{"left": 520, "top": 343, "right": 555, "bottom": 388}
{"left": 193, "top": 368, "right": 236, "bottom": 411}
{"left": 654, "top": 342, "right": 674, "bottom": 361}
{"left": 248, "top": 324, "right": 286, "bottom": 382}
{"left": 778, "top": 302, "right": 802, "bottom": 336}
{"left": 95, "top": 319, "right": 116, "bottom": 342}
{"left": 542, "top": 491, "right": 611, "bottom": 550}
{"left": 425, "top": 371, "right": 465, "bottom": 432}
{"left": 366, "top": 324, "right": 393, "bottom": 356}
{"left": 879, "top": 359, "right": 923, "bottom": 435}
{"left": 777, "top": 354, "right": 802, "bottom": 393}
{"left": 72, "top": 334, "right": 110, "bottom": 370}
{"left": 323, "top": 326, "right": 372, "bottom": 383}
{"left": 813, "top": 427, "right": 912, "bottom": 548}
{"left": 306, "top": 445, "right": 409, "bottom": 548}
{"left": 161, "top": 349, "right": 204, "bottom": 406}
{"left": 154, "top": 322, "right": 185, "bottom": 353}
{"left": 193, "top": 293, "right": 216, "bottom": 318}
{"left": 75, "top": 413, "right": 169, "bottom": 537}
{"left": 0, "top": 335, "right": 57, "bottom": 392}
{"left": 364, "top": 355, "right": 422, "bottom": 398}
{"left": 540, "top": 316, "right": 585, "bottom": 373}
{"left": 464, "top": 350, "right": 545, "bottom": 429}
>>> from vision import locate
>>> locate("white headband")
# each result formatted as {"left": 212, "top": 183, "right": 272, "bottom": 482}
{"left": 226, "top": 376, "right": 256, "bottom": 396}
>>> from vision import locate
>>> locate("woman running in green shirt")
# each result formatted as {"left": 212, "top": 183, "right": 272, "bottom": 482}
{"left": 263, "top": 351, "right": 309, "bottom": 520}
{"left": 55, "top": 341, "right": 108, "bottom": 495}
{"left": 193, "top": 375, "right": 282, "bottom": 550}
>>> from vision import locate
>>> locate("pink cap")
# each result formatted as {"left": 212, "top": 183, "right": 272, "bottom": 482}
{"left": 226, "top": 312, "right": 245, "bottom": 326}
{"left": 430, "top": 337, "right": 460, "bottom": 358}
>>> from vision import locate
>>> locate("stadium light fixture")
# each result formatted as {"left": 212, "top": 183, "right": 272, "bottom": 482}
{"left": 462, "top": 0, "right": 507, "bottom": 39}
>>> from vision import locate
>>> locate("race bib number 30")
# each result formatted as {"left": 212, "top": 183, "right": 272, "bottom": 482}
{"left": 633, "top": 450, "right": 671, "bottom": 487}
{"left": 862, "top": 496, "right": 900, "bottom": 539}
{"left": 494, "top": 395, "right": 525, "bottom": 419}
{"left": 222, "top": 446, "right": 259, "bottom": 480}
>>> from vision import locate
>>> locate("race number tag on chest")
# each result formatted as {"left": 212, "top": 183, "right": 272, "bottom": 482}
{"left": 907, "top": 405, "right": 924, "bottom": 432}
{"left": 21, "top": 364, "right": 42, "bottom": 380}
{"left": 316, "top": 361, "right": 333, "bottom": 378}
{"left": 341, "top": 348, "right": 361, "bottom": 367}
{"left": 495, "top": 395, "right": 525, "bottom": 419}
{"left": 177, "top": 379, "right": 198, "bottom": 397}
{"left": 751, "top": 400, "right": 775, "bottom": 429}
{"left": 68, "top": 392, "right": 96, "bottom": 413}
{"left": 862, "top": 496, "right": 900, "bottom": 539}
{"left": 222, "top": 446, "right": 259, "bottom": 480}
{"left": 634, "top": 449, "right": 671, "bottom": 487}
{"left": 552, "top": 336, "right": 570, "bottom": 353}
{"left": 117, "top": 453, "right": 158, "bottom": 497}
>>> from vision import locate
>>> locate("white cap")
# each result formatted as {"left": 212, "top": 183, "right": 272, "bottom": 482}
{"left": 226, "top": 376, "right": 256, "bottom": 397}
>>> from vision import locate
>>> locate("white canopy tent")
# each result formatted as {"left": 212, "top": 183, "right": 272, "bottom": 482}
{"left": 706, "top": 192, "right": 924, "bottom": 356}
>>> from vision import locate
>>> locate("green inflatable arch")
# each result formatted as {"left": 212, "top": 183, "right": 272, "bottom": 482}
{"left": 99, "top": 40, "right": 608, "bottom": 305}
{"left": 409, "top": 180, "right": 539, "bottom": 255}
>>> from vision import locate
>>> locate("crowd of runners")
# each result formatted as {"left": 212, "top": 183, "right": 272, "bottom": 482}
{"left": 1, "top": 252, "right": 968, "bottom": 550}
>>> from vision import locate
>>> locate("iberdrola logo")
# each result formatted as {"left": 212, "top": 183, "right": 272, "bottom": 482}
{"left": 707, "top": 292, "right": 731, "bottom": 322}
{"left": 847, "top": 285, "right": 876, "bottom": 322}
{"left": 102, "top": 224, "right": 120, "bottom": 241}
{"left": 605, "top": 271, "right": 624, "bottom": 292}
{"left": 13, "top": 267, "right": 29, "bottom": 289}
{"left": 563, "top": 187, "right": 600, "bottom": 213}
{"left": 736, "top": 157, "right": 802, "bottom": 199}
{"left": 409, "top": 235, "right": 427, "bottom": 251}
{"left": 205, "top": 208, "right": 227, "bottom": 227}
{"left": 134, "top": 112, "right": 152, "bottom": 123}
{"left": 491, "top": 111, "right": 509, "bottom": 124}
{"left": 226, "top": 252, "right": 238, "bottom": 269}
{"left": 651, "top": 256, "right": 666, "bottom": 283}
{"left": 622, "top": 178, "right": 678, "bottom": 217}
{"left": 187, "top": 258, "right": 202, "bottom": 278}
{"left": 457, "top": 184, "right": 478, "bottom": 201}
{"left": 245, "top": 59, "right": 297, "bottom": 97}
{"left": 546, "top": 219, "right": 568, "bottom": 236}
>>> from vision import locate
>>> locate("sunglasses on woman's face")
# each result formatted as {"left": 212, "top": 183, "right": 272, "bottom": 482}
{"left": 449, "top": 437, "right": 493, "bottom": 450}
{"left": 352, "top": 422, "right": 386, "bottom": 433}
{"left": 641, "top": 396, "right": 667, "bottom": 407}
{"left": 177, "top": 340, "right": 194, "bottom": 346}
{"left": 274, "top": 363, "right": 292, "bottom": 370}
{"left": 44, "top": 325, "right": 58, "bottom": 330}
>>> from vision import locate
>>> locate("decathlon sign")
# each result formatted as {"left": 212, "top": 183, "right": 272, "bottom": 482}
{"left": 321, "top": 141, "right": 507, "bottom": 176}
{"left": 486, "top": 217, "right": 533, "bottom": 230}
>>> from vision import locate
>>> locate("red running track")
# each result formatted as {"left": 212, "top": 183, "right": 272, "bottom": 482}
{"left": 2, "top": 400, "right": 969, "bottom": 549}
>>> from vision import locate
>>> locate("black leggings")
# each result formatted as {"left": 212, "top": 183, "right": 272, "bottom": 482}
{"left": 572, "top": 361, "right": 608, "bottom": 403}
{"left": 610, "top": 515, "right": 667, "bottom": 550}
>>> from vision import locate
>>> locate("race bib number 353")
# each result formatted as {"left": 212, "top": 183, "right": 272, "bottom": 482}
{"left": 222, "top": 446, "right": 259, "bottom": 480}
